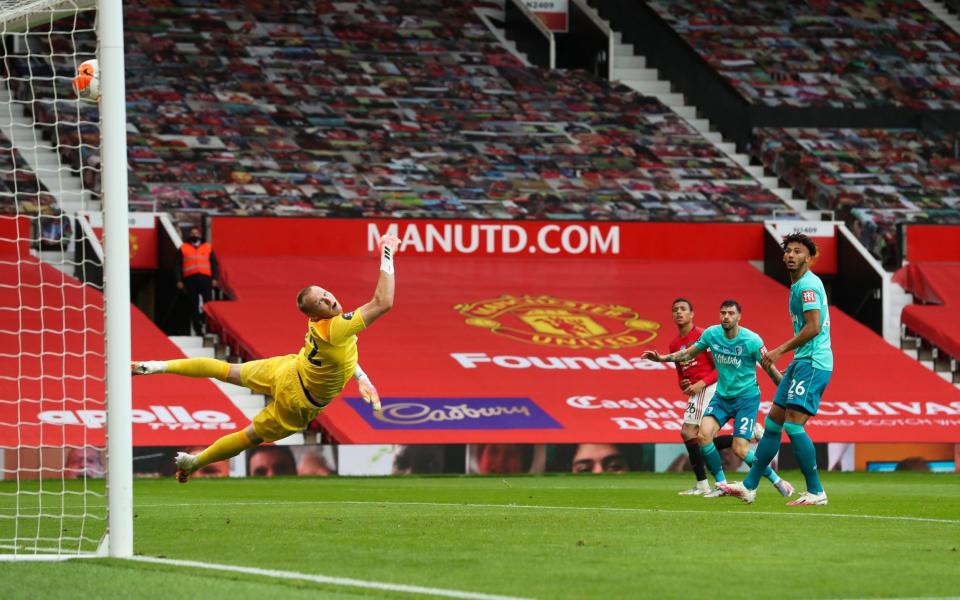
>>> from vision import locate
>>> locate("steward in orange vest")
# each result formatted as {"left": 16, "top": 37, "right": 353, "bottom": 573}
{"left": 180, "top": 242, "right": 214, "bottom": 277}
{"left": 176, "top": 227, "right": 219, "bottom": 335}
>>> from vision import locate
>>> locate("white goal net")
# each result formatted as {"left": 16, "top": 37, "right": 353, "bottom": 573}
{"left": 0, "top": 0, "right": 114, "bottom": 559}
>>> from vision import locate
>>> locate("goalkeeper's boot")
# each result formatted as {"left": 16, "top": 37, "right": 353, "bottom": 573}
{"left": 131, "top": 361, "right": 165, "bottom": 376}
{"left": 174, "top": 452, "right": 197, "bottom": 484}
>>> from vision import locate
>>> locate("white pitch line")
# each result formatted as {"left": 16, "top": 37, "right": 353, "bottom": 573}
{"left": 126, "top": 556, "right": 532, "bottom": 600}
{"left": 135, "top": 499, "right": 960, "bottom": 526}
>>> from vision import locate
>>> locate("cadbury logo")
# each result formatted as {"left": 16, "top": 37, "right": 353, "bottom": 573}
{"left": 375, "top": 402, "right": 531, "bottom": 425}
{"left": 347, "top": 397, "right": 563, "bottom": 430}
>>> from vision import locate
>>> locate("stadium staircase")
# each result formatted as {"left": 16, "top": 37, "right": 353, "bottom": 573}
{"left": 0, "top": 84, "right": 93, "bottom": 277}
{"left": 475, "top": 5, "right": 531, "bottom": 66}
{"left": 0, "top": 87, "right": 90, "bottom": 214}
{"left": 573, "top": 3, "right": 821, "bottom": 222}
{"left": 900, "top": 329, "right": 960, "bottom": 391}
{"left": 887, "top": 282, "right": 915, "bottom": 348}
{"left": 919, "top": 0, "right": 960, "bottom": 33}
{"left": 881, "top": 278, "right": 957, "bottom": 394}
{"left": 896, "top": 263, "right": 960, "bottom": 391}
{"left": 482, "top": 2, "right": 819, "bottom": 220}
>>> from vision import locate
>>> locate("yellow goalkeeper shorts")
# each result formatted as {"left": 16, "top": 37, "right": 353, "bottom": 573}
{"left": 240, "top": 354, "right": 322, "bottom": 443}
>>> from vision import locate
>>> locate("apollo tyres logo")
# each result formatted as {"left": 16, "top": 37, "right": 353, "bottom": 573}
{"left": 38, "top": 405, "right": 236, "bottom": 431}
{"left": 454, "top": 295, "right": 659, "bottom": 350}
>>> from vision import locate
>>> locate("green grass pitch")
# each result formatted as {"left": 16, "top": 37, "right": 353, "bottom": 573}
{"left": 2, "top": 472, "right": 959, "bottom": 599}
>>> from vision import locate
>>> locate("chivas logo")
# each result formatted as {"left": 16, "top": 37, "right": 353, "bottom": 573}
{"left": 454, "top": 294, "right": 659, "bottom": 350}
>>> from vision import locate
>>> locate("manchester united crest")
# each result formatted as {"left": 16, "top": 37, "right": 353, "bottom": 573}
{"left": 453, "top": 294, "right": 660, "bottom": 350}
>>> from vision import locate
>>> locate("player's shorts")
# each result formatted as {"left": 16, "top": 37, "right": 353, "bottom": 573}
{"left": 773, "top": 358, "right": 832, "bottom": 416}
{"left": 240, "top": 354, "right": 324, "bottom": 443}
{"left": 702, "top": 392, "right": 760, "bottom": 439}
{"left": 682, "top": 383, "right": 717, "bottom": 426}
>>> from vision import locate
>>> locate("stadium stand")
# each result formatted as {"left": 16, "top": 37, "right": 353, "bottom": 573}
{"left": 587, "top": 0, "right": 960, "bottom": 257}
{"left": 646, "top": 0, "right": 960, "bottom": 109}
{"left": 5, "top": 0, "right": 796, "bottom": 226}
{"left": 2, "top": 0, "right": 958, "bottom": 451}
{"left": 752, "top": 127, "right": 960, "bottom": 265}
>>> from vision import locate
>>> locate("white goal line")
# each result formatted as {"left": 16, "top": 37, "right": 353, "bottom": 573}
{"left": 127, "top": 556, "right": 532, "bottom": 600}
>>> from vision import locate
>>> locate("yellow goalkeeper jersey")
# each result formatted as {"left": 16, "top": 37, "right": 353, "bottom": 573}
{"left": 296, "top": 310, "right": 366, "bottom": 403}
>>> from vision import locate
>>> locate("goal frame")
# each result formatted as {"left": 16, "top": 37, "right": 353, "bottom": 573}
{"left": 0, "top": 0, "right": 132, "bottom": 560}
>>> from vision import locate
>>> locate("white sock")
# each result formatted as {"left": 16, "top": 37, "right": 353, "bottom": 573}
{"left": 148, "top": 360, "right": 167, "bottom": 374}
{"left": 697, "top": 480, "right": 710, "bottom": 492}
{"left": 175, "top": 452, "right": 196, "bottom": 469}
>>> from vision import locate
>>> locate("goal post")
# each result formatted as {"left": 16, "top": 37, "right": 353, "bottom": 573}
{"left": 0, "top": 0, "right": 131, "bottom": 559}
{"left": 100, "top": 0, "right": 131, "bottom": 559}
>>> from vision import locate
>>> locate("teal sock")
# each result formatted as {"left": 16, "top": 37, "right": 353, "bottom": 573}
{"left": 745, "top": 450, "right": 780, "bottom": 485}
{"left": 785, "top": 422, "right": 823, "bottom": 494}
{"left": 700, "top": 442, "right": 725, "bottom": 483}
{"left": 743, "top": 418, "right": 783, "bottom": 490}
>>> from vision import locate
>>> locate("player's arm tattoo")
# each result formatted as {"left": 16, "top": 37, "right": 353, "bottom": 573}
{"left": 660, "top": 345, "right": 701, "bottom": 363}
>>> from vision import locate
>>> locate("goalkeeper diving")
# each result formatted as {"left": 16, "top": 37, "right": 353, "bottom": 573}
{"left": 132, "top": 234, "right": 401, "bottom": 482}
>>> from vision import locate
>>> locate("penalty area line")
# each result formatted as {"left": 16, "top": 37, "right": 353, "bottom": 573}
{"left": 136, "top": 499, "right": 960, "bottom": 526}
{"left": 125, "top": 555, "right": 532, "bottom": 600}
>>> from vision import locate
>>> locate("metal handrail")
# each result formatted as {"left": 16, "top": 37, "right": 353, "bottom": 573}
{"left": 74, "top": 211, "right": 104, "bottom": 261}
{"left": 505, "top": 0, "right": 556, "bottom": 69}
{"left": 157, "top": 212, "right": 182, "bottom": 247}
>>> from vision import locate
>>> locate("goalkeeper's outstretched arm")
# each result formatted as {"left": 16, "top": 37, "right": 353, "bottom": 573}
{"left": 358, "top": 234, "right": 400, "bottom": 327}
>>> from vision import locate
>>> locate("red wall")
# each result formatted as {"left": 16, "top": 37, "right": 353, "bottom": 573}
{"left": 906, "top": 225, "right": 960, "bottom": 262}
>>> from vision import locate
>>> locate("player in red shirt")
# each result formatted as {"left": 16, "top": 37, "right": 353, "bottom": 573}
{"left": 668, "top": 298, "right": 735, "bottom": 496}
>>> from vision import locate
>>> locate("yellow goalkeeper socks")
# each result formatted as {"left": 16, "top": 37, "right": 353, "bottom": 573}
{"left": 193, "top": 430, "right": 256, "bottom": 471}
{"left": 164, "top": 357, "right": 230, "bottom": 381}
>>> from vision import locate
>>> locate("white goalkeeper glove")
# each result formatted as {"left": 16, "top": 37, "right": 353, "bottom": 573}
{"left": 378, "top": 234, "right": 400, "bottom": 274}
{"left": 353, "top": 364, "right": 381, "bottom": 412}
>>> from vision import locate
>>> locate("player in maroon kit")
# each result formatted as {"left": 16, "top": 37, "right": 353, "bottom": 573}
{"left": 668, "top": 298, "right": 735, "bottom": 496}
